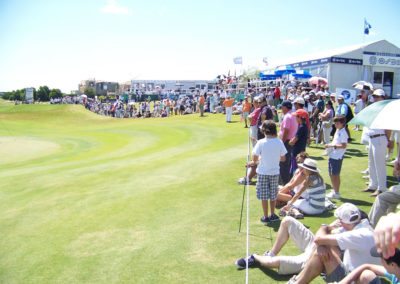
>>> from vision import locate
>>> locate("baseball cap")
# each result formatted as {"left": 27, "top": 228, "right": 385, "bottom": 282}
{"left": 294, "top": 97, "right": 305, "bottom": 105}
{"left": 316, "top": 91, "right": 324, "bottom": 96}
{"left": 370, "top": 247, "right": 400, "bottom": 264}
{"left": 334, "top": 203, "right": 361, "bottom": 224}
{"left": 281, "top": 100, "right": 292, "bottom": 109}
{"left": 373, "top": 89, "right": 385, "bottom": 97}
{"left": 337, "top": 94, "right": 344, "bottom": 100}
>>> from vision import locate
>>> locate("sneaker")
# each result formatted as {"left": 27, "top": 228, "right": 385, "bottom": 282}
{"left": 263, "top": 250, "right": 275, "bottom": 257}
{"left": 326, "top": 190, "right": 341, "bottom": 200}
{"left": 235, "top": 254, "right": 258, "bottom": 269}
{"left": 361, "top": 169, "right": 369, "bottom": 174}
{"left": 362, "top": 175, "right": 370, "bottom": 179}
{"left": 260, "top": 216, "right": 270, "bottom": 224}
{"left": 269, "top": 213, "right": 280, "bottom": 222}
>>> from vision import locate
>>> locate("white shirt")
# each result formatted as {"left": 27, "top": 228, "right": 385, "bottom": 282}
{"left": 354, "top": 99, "right": 364, "bottom": 114}
{"left": 329, "top": 127, "right": 348, "bottom": 160}
{"left": 336, "top": 219, "right": 381, "bottom": 272}
{"left": 253, "top": 137, "right": 287, "bottom": 175}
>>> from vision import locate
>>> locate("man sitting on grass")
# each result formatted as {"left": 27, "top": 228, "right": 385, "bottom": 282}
{"left": 286, "top": 203, "right": 380, "bottom": 284}
{"left": 235, "top": 203, "right": 379, "bottom": 283}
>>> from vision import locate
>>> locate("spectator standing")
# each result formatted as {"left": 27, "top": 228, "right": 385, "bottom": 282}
{"left": 278, "top": 100, "right": 298, "bottom": 184}
{"left": 274, "top": 86, "right": 281, "bottom": 107}
{"left": 223, "top": 94, "right": 235, "bottom": 123}
{"left": 241, "top": 96, "right": 251, "bottom": 128}
{"left": 248, "top": 97, "right": 262, "bottom": 147}
{"left": 325, "top": 115, "right": 348, "bottom": 200}
{"left": 336, "top": 94, "right": 353, "bottom": 141}
{"left": 318, "top": 100, "right": 335, "bottom": 145}
{"left": 249, "top": 120, "right": 287, "bottom": 224}
{"left": 198, "top": 94, "right": 205, "bottom": 117}
{"left": 289, "top": 109, "right": 309, "bottom": 174}
{"left": 353, "top": 91, "right": 366, "bottom": 131}
{"left": 257, "top": 95, "right": 274, "bottom": 140}
{"left": 362, "top": 89, "right": 392, "bottom": 197}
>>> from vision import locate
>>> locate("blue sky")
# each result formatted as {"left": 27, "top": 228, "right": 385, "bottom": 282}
{"left": 0, "top": 0, "right": 399, "bottom": 93}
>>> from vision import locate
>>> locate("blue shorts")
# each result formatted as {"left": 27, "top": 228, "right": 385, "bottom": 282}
{"left": 256, "top": 174, "right": 279, "bottom": 200}
{"left": 328, "top": 158, "right": 343, "bottom": 176}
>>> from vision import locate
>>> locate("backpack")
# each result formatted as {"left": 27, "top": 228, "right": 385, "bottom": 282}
{"left": 345, "top": 103, "right": 354, "bottom": 123}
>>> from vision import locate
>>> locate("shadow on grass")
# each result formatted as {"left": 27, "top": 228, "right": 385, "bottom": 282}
{"left": 339, "top": 197, "right": 373, "bottom": 207}
{"left": 259, "top": 267, "right": 291, "bottom": 282}
{"left": 265, "top": 220, "right": 282, "bottom": 232}
{"left": 237, "top": 232, "right": 274, "bottom": 241}
{"left": 388, "top": 176, "right": 399, "bottom": 188}
{"left": 309, "top": 156, "right": 325, "bottom": 161}
{"left": 343, "top": 148, "right": 368, "bottom": 158}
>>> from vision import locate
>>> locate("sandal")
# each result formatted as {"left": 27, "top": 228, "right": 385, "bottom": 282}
{"left": 290, "top": 208, "right": 304, "bottom": 219}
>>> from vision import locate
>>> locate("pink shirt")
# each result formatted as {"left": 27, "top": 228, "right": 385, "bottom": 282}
{"left": 250, "top": 107, "right": 261, "bottom": 126}
{"left": 279, "top": 111, "right": 298, "bottom": 141}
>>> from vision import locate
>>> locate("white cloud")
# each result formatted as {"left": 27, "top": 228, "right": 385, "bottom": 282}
{"left": 279, "top": 38, "right": 310, "bottom": 46}
{"left": 101, "top": 0, "right": 130, "bottom": 15}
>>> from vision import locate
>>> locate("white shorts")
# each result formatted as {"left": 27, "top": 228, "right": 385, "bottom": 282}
{"left": 250, "top": 125, "right": 258, "bottom": 140}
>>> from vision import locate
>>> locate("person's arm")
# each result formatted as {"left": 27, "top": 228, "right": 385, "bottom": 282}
{"left": 338, "top": 264, "right": 386, "bottom": 284}
{"left": 386, "top": 130, "right": 393, "bottom": 149}
{"left": 283, "top": 180, "right": 307, "bottom": 210}
{"left": 281, "top": 171, "right": 306, "bottom": 191}
{"left": 289, "top": 135, "right": 298, "bottom": 146}
{"left": 325, "top": 141, "right": 347, "bottom": 150}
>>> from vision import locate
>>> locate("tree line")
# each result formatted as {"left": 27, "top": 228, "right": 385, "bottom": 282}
{"left": 1, "top": 86, "right": 64, "bottom": 101}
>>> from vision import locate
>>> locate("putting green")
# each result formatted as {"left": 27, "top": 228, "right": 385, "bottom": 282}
{"left": 0, "top": 136, "right": 60, "bottom": 164}
{"left": 0, "top": 101, "right": 382, "bottom": 283}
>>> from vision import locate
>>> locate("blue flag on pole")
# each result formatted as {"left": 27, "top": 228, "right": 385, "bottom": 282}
{"left": 364, "top": 19, "right": 372, "bottom": 35}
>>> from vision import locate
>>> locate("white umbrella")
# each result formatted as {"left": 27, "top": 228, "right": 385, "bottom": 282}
{"left": 352, "top": 81, "right": 373, "bottom": 91}
{"left": 349, "top": 99, "right": 400, "bottom": 130}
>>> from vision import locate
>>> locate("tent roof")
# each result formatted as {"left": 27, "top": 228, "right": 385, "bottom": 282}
{"left": 271, "top": 39, "right": 400, "bottom": 68}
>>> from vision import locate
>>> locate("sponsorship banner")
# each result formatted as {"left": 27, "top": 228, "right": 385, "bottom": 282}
{"left": 25, "top": 87, "right": 34, "bottom": 102}
{"left": 292, "top": 57, "right": 362, "bottom": 68}
{"left": 335, "top": 88, "right": 357, "bottom": 104}
{"left": 363, "top": 51, "right": 400, "bottom": 67}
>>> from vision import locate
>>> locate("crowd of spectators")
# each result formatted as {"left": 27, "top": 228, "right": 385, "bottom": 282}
{"left": 234, "top": 80, "right": 400, "bottom": 283}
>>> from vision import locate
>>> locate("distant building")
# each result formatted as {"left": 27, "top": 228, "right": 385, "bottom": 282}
{"left": 95, "top": 81, "right": 119, "bottom": 96}
{"left": 78, "top": 79, "right": 96, "bottom": 95}
{"left": 78, "top": 79, "right": 119, "bottom": 96}
{"left": 130, "top": 80, "right": 216, "bottom": 94}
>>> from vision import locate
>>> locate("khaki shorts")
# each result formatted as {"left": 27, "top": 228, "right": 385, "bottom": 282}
{"left": 277, "top": 217, "right": 316, "bottom": 275}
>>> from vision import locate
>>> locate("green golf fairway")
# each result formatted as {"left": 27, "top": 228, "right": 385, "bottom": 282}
{"left": 0, "top": 101, "right": 388, "bottom": 283}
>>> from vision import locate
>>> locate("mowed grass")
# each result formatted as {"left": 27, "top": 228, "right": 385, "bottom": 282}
{"left": 0, "top": 100, "right": 396, "bottom": 283}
